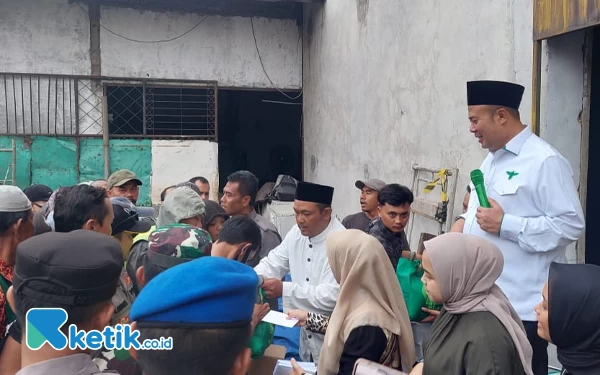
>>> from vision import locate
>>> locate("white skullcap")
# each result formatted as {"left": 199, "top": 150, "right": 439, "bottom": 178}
{"left": 0, "top": 185, "right": 32, "bottom": 212}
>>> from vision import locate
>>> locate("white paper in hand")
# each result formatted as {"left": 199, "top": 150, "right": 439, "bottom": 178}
{"left": 262, "top": 311, "right": 298, "bottom": 328}
{"left": 273, "top": 360, "right": 316, "bottom": 375}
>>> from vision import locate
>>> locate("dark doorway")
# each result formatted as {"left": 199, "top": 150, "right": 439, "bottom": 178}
{"left": 217, "top": 89, "right": 302, "bottom": 195}
{"left": 586, "top": 27, "right": 600, "bottom": 265}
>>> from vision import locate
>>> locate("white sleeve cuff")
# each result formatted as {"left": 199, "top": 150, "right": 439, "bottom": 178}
{"left": 282, "top": 281, "right": 293, "bottom": 299}
{"left": 499, "top": 214, "right": 525, "bottom": 242}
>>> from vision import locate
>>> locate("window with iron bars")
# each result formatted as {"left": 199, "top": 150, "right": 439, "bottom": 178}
{"left": 107, "top": 83, "right": 217, "bottom": 139}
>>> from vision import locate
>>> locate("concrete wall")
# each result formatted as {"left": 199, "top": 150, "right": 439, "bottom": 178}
{"left": 0, "top": 0, "right": 91, "bottom": 75}
{"left": 0, "top": 0, "right": 92, "bottom": 135}
{"left": 150, "top": 140, "right": 219, "bottom": 202}
{"left": 539, "top": 30, "right": 586, "bottom": 263}
{"left": 100, "top": 6, "right": 302, "bottom": 89}
{"left": 0, "top": 0, "right": 301, "bottom": 90}
{"left": 302, "top": 0, "right": 535, "bottom": 242}
{"left": 0, "top": 0, "right": 302, "bottom": 135}
{"left": 540, "top": 31, "right": 585, "bottom": 185}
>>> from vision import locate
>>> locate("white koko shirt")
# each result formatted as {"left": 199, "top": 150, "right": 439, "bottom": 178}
{"left": 462, "top": 126, "right": 584, "bottom": 321}
{"left": 254, "top": 217, "right": 344, "bottom": 363}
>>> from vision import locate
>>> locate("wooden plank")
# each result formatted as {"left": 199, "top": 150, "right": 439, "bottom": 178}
{"left": 534, "top": 0, "right": 600, "bottom": 41}
{"left": 577, "top": 29, "right": 594, "bottom": 264}
{"left": 531, "top": 40, "right": 542, "bottom": 136}
{"left": 410, "top": 199, "right": 441, "bottom": 222}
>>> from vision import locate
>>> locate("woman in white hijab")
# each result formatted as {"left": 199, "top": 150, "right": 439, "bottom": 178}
{"left": 290, "top": 229, "right": 416, "bottom": 374}
{"left": 411, "top": 232, "right": 533, "bottom": 375}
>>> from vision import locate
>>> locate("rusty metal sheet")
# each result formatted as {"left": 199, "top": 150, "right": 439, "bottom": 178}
{"left": 534, "top": 0, "right": 600, "bottom": 40}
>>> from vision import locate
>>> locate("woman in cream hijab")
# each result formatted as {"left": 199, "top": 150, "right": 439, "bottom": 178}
{"left": 411, "top": 232, "right": 533, "bottom": 375}
{"left": 290, "top": 229, "right": 416, "bottom": 374}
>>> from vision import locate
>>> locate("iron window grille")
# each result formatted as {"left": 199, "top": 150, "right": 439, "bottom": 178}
{"left": 0, "top": 73, "right": 217, "bottom": 140}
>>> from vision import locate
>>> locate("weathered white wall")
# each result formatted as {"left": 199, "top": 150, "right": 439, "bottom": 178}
{"left": 538, "top": 26, "right": 578, "bottom": 353}
{"left": 540, "top": 31, "right": 585, "bottom": 185}
{"left": 0, "top": 0, "right": 302, "bottom": 135}
{"left": 150, "top": 140, "right": 219, "bottom": 203}
{"left": 0, "top": 0, "right": 90, "bottom": 75}
{"left": 100, "top": 7, "right": 302, "bottom": 89}
{"left": 539, "top": 30, "right": 586, "bottom": 263}
{"left": 0, "top": 0, "right": 92, "bottom": 134}
{"left": 303, "top": 0, "right": 534, "bottom": 238}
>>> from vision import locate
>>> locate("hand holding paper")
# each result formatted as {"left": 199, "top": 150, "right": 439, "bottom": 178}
{"left": 262, "top": 311, "right": 299, "bottom": 328}
{"left": 286, "top": 309, "right": 308, "bottom": 326}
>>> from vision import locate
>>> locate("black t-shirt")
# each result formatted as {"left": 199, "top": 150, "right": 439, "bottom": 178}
{"left": 342, "top": 212, "right": 372, "bottom": 232}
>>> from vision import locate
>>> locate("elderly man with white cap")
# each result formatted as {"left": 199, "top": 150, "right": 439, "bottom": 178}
{"left": 0, "top": 186, "right": 34, "bottom": 373}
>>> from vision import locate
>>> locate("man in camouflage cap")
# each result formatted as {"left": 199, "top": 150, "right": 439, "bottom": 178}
{"left": 92, "top": 224, "right": 212, "bottom": 375}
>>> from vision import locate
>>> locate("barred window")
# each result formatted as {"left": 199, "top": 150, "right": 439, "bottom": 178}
{"left": 107, "top": 84, "right": 216, "bottom": 139}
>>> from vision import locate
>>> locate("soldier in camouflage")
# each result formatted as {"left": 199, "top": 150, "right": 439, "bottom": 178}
{"left": 127, "top": 185, "right": 206, "bottom": 296}
{"left": 93, "top": 224, "right": 212, "bottom": 375}
{"left": 144, "top": 224, "right": 212, "bottom": 271}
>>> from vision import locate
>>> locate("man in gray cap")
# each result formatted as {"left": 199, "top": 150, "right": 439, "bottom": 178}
{"left": 6, "top": 230, "right": 123, "bottom": 375}
{"left": 107, "top": 169, "right": 143, "bottom": 205}
{"left": 342, "top": 179, "right": 386, "bottom": 232}
{"left": 0, "top": 186, "right": 34, "bottom": 373}
{"left": 157, "top": 186, "right": 206, "bottom": 228}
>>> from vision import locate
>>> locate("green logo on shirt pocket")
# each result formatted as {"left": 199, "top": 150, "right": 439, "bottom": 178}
{"left": 506, "top": 171, "right": 519, "bottom": 180}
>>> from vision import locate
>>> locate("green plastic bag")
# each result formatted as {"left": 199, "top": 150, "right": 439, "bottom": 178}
{"left": 396, "top": 258, "right": 441, "bottom": 322}
{"left": 248, "top": 288, "right": 275, "bottom": 358}
{"left": 422, "top": 283, "right": 442, "bottom": 311}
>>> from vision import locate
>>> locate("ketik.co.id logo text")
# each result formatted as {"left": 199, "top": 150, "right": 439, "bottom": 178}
{"left": 26, "top": 308, "right": 172, "bottom": 351}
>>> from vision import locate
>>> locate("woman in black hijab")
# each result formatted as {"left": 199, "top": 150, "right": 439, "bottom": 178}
{"left": 535, "top": 262, "right": 600, "bottom": 375}
{"left": 202, "top": 200, "right": 229, "bottom": 242}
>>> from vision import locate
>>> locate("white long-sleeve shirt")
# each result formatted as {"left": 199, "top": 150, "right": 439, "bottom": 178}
{"left": 462, "top": 127, "right": 584, "bottom": 321}
{"left": 254, "top": 217, "right": 344, "bottom": 363}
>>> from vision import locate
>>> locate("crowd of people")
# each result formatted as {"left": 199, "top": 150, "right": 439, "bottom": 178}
{"left": 0, "top": 79, "right": 598, "bottom": 375}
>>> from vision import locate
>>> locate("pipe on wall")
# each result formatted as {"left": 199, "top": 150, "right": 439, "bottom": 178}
{"left": 102, "top": 87, "right": 110, "bottom": 179}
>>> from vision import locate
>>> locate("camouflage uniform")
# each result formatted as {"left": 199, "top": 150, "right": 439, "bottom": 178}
{"left": 92, "top": 224, "right": 212, "bottom": 375}
{"left": 147, "top": 224, "right": 213, "bottom": 265}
